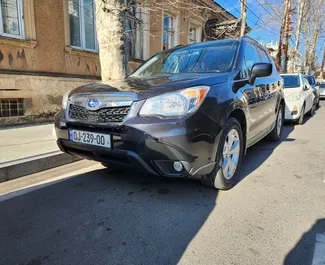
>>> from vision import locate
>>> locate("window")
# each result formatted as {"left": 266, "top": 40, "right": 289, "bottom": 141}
{"left": 163, "top": 13, "right": 175, "bottom": 50}
{"left": 130, "top": 40, "right": 238, "bottom": 78}
{"left": 257, "top": 48, "right": 270, "bottom": 63}
{"left": 126, "top": 5, "right": 147, "bottom": 60}
{"left": 0, "top": 0, "right": 24, "bottom": 39}
{"left": 281, "top": 75, "right": 300, "bottom": 88}
{"left": 68, "top": 0, "right": 97, "bottom": 51}
{"left": 242, "top": 43, "right": 260, "bottom": 78}
{"left": 189, "top": 23, "right": 201, "bottom": 44}
{"left": 0, "top": 98, "right": 24, "bottom": 117}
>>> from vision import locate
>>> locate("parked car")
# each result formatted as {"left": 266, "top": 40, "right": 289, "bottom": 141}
{"left": 306, "top": 75, "right": 320, "bottom": 108}
{"left": 55, "top": 36, "right": 284, "bottom": 190}
{"left": 281, "top": 73, "right": 315, "bottom": 124}
{"left": 319, "top": 82, "right": 325, "bottom": 99}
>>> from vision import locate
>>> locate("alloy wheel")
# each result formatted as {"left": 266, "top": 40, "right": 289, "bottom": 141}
{"left": 222, "top": 129, "right": 240, "bottom": 180}
{"left": 277, "top": 108, "right": 283, "bottom": 137}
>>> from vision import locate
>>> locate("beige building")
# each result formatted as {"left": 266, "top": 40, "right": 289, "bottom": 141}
{"left": 0, "top": 0, "right": 235, "bottom": 123}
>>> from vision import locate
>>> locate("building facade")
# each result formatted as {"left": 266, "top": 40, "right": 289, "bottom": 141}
{"left": 0, "top": 0, "right": 235, "bottom": 123}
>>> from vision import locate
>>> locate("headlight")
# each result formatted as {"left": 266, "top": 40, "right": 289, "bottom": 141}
{"left": 62, "top": 90, "right": 71, "bottom": 110}
{"left": 139, "top": 86, "right": 210, "bottom": 117}
{"left": 286, "top": 92, "right": 301, "bottom": 102}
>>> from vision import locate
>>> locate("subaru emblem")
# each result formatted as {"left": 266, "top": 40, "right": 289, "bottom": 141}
{"left": 87, "top": 98, "right": 101, "bottom": 109}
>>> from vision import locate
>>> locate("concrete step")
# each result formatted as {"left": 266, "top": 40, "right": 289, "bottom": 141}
{"left": 0, "top": 151, "right": 82, "bottom": 182}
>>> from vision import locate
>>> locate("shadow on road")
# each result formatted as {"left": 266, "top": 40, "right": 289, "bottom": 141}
{"left": 284, "top": 219, "right": 325, "bottom": 265}
{"left": 238, "top": 123, "right": 295, "bottom": 183}
{"left": 0, "top": 169, "right": 218, "bottom": 265}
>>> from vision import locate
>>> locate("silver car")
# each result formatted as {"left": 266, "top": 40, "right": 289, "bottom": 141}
{"left": 319, "top": 83, "right": 325, "bottom": 99}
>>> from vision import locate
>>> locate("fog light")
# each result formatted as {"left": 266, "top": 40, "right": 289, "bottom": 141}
{"left": 292, "top": 105, "right": 298, "bottom": 115}
{"left": 173, "top": 161, "right": 183, "bottom": 172}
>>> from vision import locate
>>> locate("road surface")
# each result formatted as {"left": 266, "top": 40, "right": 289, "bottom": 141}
{"left": 1, "top": 103, "right": 325, "bottom": 265}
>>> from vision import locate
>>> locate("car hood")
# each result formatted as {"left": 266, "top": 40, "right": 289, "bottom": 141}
{"left": 284, "top": 87, "right": 301, "bottom": 97}
{"left": 71, "top": 73, "right": 228, "bottom": 100}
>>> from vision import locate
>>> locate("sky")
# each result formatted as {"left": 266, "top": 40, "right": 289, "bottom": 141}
{"left": 215, "top": 0, "right": 324, "bottom": 64}
{"left": 216, "top": 0, "right": 281, "bottom": 45}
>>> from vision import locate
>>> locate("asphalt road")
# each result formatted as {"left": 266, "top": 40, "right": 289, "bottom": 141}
{"left": 1, "top": 103, "right": 325, "bottom": 265}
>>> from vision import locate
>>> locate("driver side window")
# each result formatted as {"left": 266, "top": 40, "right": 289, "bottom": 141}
{"left": 241, "top": 43, "right": 260, "bottom": 79}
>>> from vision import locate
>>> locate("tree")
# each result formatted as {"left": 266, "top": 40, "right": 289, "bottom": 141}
{"left": 276, "top": 0, "right": 290, "bottom": 72}
{"left": 94, "top": 0, "right": 235, "bottom": 81}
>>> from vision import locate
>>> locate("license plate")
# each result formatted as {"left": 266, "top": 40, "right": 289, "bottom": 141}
{"left": 68, "top": 130, "right": 111, "bottom": 148}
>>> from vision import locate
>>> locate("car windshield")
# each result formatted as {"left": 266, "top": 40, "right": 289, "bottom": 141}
{"left": 307, "top": 76, "right": 316, "bottom": 85}
{"left": 130, "top": 40, "right": 238, "bottom": 78}
{"left": 281, "top": 75, "right": 300, "bottom": 88}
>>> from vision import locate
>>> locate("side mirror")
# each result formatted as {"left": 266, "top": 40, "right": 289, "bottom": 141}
{"left": 249, "top": 63, "right": 273, "bottom": 85}
{"left": 316, "top": 82, "right": 320, "bottom": 86}
{"left": 303, "top": 85, "right": 309, "bottom": 91}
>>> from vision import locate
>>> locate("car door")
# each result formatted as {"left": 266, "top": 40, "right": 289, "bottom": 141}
{"left": 239, "top": 42, "right": 272, "bottom": 141}
{"left": 302, "top": 76, "right": 314, "bottom": 112}
{"left": 256, "top": 47, "right": 281, "bottom": 125}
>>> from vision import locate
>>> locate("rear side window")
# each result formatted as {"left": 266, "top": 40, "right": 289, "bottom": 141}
{"left": 257, "top": 48, "right": 270, "bottom": 63}
{"left": 307, "top": 76, "right": 316, "bottom": 85}
{"left": 281, "top": 75, "right": 300, "bottom": 88}
{"left": 241, "top": 43, "right": 260, "bottom": 78}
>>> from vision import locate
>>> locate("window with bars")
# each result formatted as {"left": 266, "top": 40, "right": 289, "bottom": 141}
{"left": 68, "top": 0, "right": 97, "bottom": 52}
{"left": 0, "top": 0, "right": 24, "bottom": 39}
{"left": 0, "top": 98, "right": 24, "bottom": 118}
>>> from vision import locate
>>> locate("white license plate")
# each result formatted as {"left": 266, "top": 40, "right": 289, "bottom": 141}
{"left": 68, "top": 130, "right": 111, "bottom": 148}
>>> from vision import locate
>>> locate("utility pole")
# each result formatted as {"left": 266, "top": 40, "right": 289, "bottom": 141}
{"left": 240, "top": 0, "right": 247, "bottom": 37}
{"left": 276, "top": 0, "right": 290, "bottom": 72}
{"left": 283, "top": 1, "right": 291, "bottom": 73}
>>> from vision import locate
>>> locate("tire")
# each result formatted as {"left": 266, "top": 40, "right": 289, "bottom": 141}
{"left": 307, "top": 105, "right": 314, "bottom": 116}
{"left": 101, "top": 162, "right": 123, "bottom": 173}
{"left": 266, "top": 104, "right": 284, "bottom": 141}
{"left": 296, "top": 105, "right": 305, "bottom": 125}
{"left": 200, "top": 118, "right": 244, "bottom": 190}
{"left": 316, "top": 98, "right": 320, "bottom": 109}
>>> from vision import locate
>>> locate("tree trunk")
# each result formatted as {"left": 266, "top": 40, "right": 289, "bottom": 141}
{"left": 321, "top": 47, "right": 325, "bottom": 79}
{"left": 240, "top": 0, "right": 247, "bottom": 37}
{"left": 276, "top": 0, "right": 290, "bottom": 72}
{"left": 310, "top": 28, "right": 320, "bottom": 74}
{"left": 283, "top": 1, "right": 291, "bottom": 73}
{"left": 94, "top": 0, "right": 127, "bottom": 81}
{"left": 292, "top": 0, "right": 306, "bottom": 72}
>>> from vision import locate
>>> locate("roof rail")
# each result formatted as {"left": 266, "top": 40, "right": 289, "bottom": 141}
{"left": 241, "top": 35, "right": 264, "bottom": 47}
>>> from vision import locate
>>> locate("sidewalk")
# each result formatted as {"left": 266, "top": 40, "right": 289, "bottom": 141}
{"left": 0, "top": 123, "right": 81, "bottom": 182}
{"left": 0, "top": 123, "right": 58, "bottom": 163}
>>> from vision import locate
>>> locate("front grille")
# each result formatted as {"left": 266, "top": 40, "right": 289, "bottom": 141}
{"left": 68, "top": 104, "right": 131, "bottom": 123}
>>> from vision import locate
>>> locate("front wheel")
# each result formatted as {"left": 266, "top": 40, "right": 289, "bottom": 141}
{"left": 296, "top": 105, "right": 305, "bottom": 125}
{"left": 266, "top": 105, "right": 283, "bottom": 141}
{"left": 200, "top": 118, "right": 244, "bottom": 190}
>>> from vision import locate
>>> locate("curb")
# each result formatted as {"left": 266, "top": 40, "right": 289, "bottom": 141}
{"left": 0, "top": 151, "right": 82, "bottom": 182}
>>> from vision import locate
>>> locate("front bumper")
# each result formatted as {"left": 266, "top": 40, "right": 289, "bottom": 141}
{"left": 55, "top": 110, "right": 221, "bottom": 178}
{"left": 284, "top": 100, "right": 302, "bottom": 121}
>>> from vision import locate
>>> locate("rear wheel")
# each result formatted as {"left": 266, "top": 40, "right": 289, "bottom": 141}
{"left": 200, "top": 118, "right": 244, "bottom": 190}
{"left": 101, "top": 163, "right": 123, "bottom": 173}
{"left": 266, "top": 104, "right": 283, "bottom": 141}
{"left": 296, "top": 105, "right": 305, "bottom": 125}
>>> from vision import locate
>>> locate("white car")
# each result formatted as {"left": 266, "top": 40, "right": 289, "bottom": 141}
{"left": 281, "top": 73, "right": 315, "bottom": 124}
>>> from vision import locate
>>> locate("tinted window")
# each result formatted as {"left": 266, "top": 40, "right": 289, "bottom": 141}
{"left": 281, "top": 75, "right": 300, "bottom": 88}
{"left": 257, "top": 48, "right": 270, "bottom": 63}
{"left": 131, "top": 41, "right": 238, "bottom": 77}
{"left": 307, "top": 76, "right": 316, "bottom": 85}
{"left": 320, "top": 83, "right": 325, "bottom": 88}
{"left": 243, "top": 43, "right": 260, "bottom": 77}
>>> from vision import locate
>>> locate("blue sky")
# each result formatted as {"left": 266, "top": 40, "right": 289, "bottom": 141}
{"left": 216, "top": 0, "right": 282, "bottom": 44}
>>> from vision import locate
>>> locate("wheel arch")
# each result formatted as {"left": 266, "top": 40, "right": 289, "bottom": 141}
{"left": 227, "top": 108, "right": 247, "bottom": 154}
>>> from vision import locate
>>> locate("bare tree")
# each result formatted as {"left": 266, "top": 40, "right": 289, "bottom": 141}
{"left": 240, "top": 0, "right": 247, "bottom": 37}
{"left": 292, "top": 0, "right": 306, "bottom": 72}
{"left": 94, "top": 0, "right": 235, "bottom": 81}
{"left": 276, "top": 0, "right": 290, "bottom": 71}
{"left": 283, "top": 0, "right": 291, "bottom": 73}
